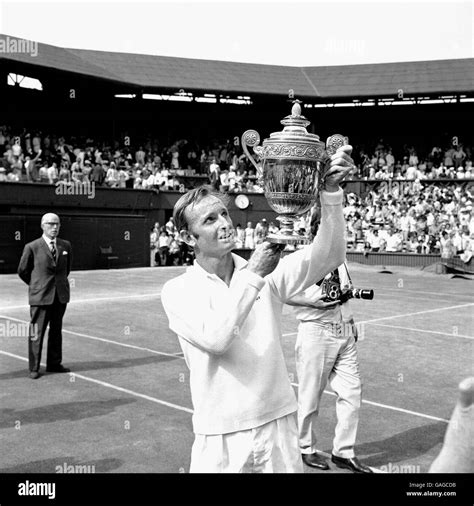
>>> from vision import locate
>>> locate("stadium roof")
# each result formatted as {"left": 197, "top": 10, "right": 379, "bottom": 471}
{"left": 1, "top": 34, "right": 473, "bottom": 99}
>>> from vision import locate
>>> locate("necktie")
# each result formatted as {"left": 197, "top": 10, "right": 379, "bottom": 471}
{"left": 50, "top": 241, "right": 57, "bottom": 260}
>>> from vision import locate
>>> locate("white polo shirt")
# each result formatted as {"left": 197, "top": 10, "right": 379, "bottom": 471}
{"left": 161, "top": 189, "right": 345, "bottom": 435}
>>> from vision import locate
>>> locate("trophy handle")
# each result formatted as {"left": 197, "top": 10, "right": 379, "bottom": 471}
{"left": 241, "top": 130, "right": 264, "bottom": 177}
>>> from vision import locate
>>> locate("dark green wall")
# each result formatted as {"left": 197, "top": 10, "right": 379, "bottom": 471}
{"left": 0, "top": 182, "right": 280, "bottom": 273}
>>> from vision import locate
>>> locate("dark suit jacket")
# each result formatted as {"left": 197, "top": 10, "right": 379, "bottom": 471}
{"left": 18, "top": 237, "right": 73, "bottom": 305}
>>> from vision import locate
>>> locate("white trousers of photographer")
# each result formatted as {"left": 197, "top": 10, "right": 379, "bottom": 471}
{"left": 295, "top": 320, "right": 362, "bottom": 458}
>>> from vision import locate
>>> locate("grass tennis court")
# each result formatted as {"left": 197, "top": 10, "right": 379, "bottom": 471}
{"left": 0, "top": 263, "right": 472, "bottom": 474}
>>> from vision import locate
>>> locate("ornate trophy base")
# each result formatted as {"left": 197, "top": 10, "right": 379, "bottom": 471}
{"left": 266, "top": 232, "right": 308, "bottom": 244}
{"left": 266, "top": 215, "right": 309, "bottom": 244}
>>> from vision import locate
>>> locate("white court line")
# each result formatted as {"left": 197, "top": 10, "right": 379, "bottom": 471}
{"left": 0, "top": 349, "right": 383, "bottom": 471}
{"left": 0, "top": 292, "right": 162, "bottom": 312}
{"left": 370, "top": 292, "right": 443, "bottom": 302}
{"left": 361, "top": 302, "right": 474, "bottom": 325}
{"left": 0, "top": 315, "right": 180, "bottom": 360}
{"left": 290, "top": 383, "right": 449, "bottom": 424}
{"left": 0, "top": 314, "right": 449, "bottom": 426}
{"left": 378, "top": 287, "right": 472, "bottom": 299}
{"left": 0, "top": 350, "right": 193, "bottom": 414}
{"left": 282, "top": 302, "right": 474, "bottom": 337}
{"left": 368, "top": 323, "right": 474, "bottom": 340}
{"left": 1, "top": 350, "right": 385, "bottom": 471}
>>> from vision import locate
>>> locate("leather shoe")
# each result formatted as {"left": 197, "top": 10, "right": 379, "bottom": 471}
{"left": 302, "top": 453, "right": 330, "bottom": 470}
{"left": 29, "top": 371, "right": 40, "bottom": 379}
{"left": 46, "top": 365, "right": 71, "bottom": 373}
{"left": 331, "top": 454, "right": 373, "bottom": 473}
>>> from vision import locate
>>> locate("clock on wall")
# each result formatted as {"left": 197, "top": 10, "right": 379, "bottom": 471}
{"left": 235, "top": 194, "right": 250, "bottom": 210}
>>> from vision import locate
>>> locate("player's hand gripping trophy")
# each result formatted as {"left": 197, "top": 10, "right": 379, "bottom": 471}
{"left": 242, "top": 99, "right": 348, "bottom": 244}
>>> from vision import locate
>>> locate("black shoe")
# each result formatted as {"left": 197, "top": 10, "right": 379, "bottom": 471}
{"left": 46, "top": 365, "right": 71, "bottom": 373}
{"left": 302, "top": 453, "right": 330, "bottom": 470}
{"left": 29, "top": 371, "right": 40, "bottom": 379}
{"left": 331, "top": 454, "right": 373, "bottom": 473}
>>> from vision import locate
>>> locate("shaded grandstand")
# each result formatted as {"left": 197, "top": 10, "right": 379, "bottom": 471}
{"left": 0, "top": 34, "right": 472, "bottom": 273}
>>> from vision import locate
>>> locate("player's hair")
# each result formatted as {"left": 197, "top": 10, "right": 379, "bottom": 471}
{"left": 173, "top": 185, "right": 229, "bottom": 234}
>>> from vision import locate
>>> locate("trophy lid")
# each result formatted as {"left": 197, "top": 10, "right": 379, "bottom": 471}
{"left": 261, "top": 100, "right": 326, "bottom": 161}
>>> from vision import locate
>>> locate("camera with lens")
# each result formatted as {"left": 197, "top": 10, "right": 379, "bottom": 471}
{"left": 321, "top": 277, "right": 374, "bottom": 303}
{"left": 321, "top": 279, "right": 343, "bottom": 302}
{"left": 339, "top": 288, "right": 374, "bottom": 303}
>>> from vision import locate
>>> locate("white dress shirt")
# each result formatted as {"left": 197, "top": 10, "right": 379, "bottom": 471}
{"left": 42, "top": 235, "right": 57, "bottom": 258}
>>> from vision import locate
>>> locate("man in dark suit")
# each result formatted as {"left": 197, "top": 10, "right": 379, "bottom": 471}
{"left": 18, "top": 213, "right": 73, "bottom": 379}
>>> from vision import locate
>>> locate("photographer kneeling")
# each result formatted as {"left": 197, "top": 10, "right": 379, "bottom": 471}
{"left": 286, "top": 208, "right": 374, "bottom": 473}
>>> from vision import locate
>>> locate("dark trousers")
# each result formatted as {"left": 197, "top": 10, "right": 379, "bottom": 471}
{"left": 28, "top": 292, "right": 67, "bottom": 372}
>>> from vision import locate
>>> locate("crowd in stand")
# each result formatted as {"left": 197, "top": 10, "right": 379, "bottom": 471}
{"left": 0, "top": 127, "right": 473, "bottom": 188}
{"left": 0, "top": 126, "right": 265, "bottom": 192}
{"left": 1, "top": 126, "right": 472, "bottom": 264}
{"left": 352, "top": 140, "right": 473, "bottom": 180}
{"left": 151, "top": 181, "right": 473, "bottom": 266}
{"left": 343, "top": 182, "right": 473, "bottom": 261}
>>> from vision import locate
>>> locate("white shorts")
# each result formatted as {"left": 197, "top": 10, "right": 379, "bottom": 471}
{"left": 190, "top": 413, "right": 303, "bottom": 473}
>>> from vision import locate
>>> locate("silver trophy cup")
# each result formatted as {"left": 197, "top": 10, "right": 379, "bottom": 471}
{"left": 242, "top": 100, "right": 348, "bottom": 244}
